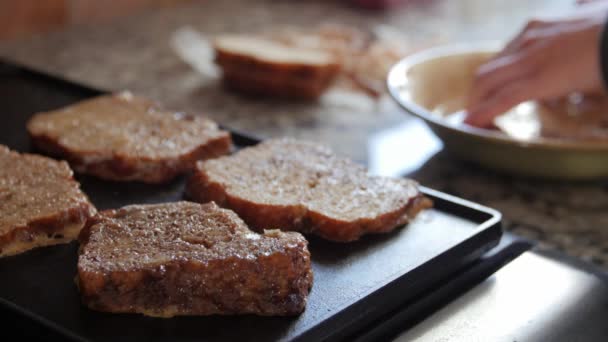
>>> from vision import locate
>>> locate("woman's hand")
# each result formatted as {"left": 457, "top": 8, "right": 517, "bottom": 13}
{"left": 465, "top": 5, "right": 608, "bottom": 128}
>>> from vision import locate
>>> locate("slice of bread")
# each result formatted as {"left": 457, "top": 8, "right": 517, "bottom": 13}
{"left": 214, "top": 35, "right": 340, "bottom": 99}
{"left": 27, "top": 92, "right": 232, "bottom": 184}
{"left": 0, "top": 145, "right": 96, "bottom": 257}
{"left": 186, "top": 139, "right": 432, "bottom": 242}
{"left": 77, "top": 201, "right": 312, "bottom": 317}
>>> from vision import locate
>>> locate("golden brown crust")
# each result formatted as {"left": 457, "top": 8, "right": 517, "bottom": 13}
{"left": 215, "top": 52, "right": 340, "bottom": 81}
{"left": 27, "top": 92, "right": 233, "bottom": 184}
{"left": 220, "top": 66, "right": 337, "bottom": 100}
{"left": 0, "top": 145, "right": 96, "bottom": 257}
{"left": 29, "top": 131, "right": 232, "bottom": 184}
{"left": 186, "top": 139, "right": 432, "bottom": 242}
{"left": 77, "top": 202, "right": 313, "bottom": 317}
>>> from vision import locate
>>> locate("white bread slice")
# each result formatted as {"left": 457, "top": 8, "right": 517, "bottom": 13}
{"left": 215, "top": 35, "right": 337, "bottom": 66}
{"left": 214, "top": 35, "right": 340, "bottom": 99}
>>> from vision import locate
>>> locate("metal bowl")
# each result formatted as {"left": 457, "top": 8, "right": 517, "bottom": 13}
{"left": 387, "top": 43, "right": 608, "bottom": 180}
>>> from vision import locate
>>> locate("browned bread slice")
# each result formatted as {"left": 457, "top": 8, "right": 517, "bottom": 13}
{"left": 0, "top": 145, "right": 96, "bottom": 257}
{"left": 77, "top": 201, "right": 312, "bottom": 317}
{"left": 27, "top": 92, "right": 232, "bottom": 184}
{"left": 186, "top": 139, "right": 432, "bottom": 242}
{"left": 214, "top": 35, "right": 340, "bottom": 99}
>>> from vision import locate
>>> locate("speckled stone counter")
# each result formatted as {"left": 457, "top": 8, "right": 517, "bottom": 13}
{"left": 2, "top": 0, "right": 607, "bottom": 269}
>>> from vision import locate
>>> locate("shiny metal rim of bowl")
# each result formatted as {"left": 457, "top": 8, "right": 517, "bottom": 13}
{"left": 387, "top": 43, "right": 608, "bottom": 153}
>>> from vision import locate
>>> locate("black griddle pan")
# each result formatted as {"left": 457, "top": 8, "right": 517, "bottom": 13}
{"left": 0, "top": 60, "right": 502, "bottom": 342}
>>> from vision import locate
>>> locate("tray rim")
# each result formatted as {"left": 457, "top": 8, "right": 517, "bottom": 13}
{"left": 293, "top": 188, "right": 502, "bottom": 341}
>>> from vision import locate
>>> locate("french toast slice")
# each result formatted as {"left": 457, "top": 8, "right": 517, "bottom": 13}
{"left": 0, "top": 145, "right": 96, "bottom": 257}
{"left": 27, "top": 92, "right": 232, "bottom": 183}
{"left": 187, "top": 139, "right": 432, "bottom": 242}
{"left": 77, "top": 201, "right": 313, "bottom": 317}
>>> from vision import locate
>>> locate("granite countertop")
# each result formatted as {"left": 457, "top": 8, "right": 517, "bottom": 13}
{"left": 2, "top": 0, "right": 607, "bottom": 269}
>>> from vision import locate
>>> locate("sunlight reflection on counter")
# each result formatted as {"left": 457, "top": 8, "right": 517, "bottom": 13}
{"left": 367, "top": 118, "right": 443, "bottom": 177}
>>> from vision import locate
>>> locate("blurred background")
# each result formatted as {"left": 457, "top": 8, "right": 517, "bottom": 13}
{"left": 0, "top": 0, "right": 188, "bottom": 40}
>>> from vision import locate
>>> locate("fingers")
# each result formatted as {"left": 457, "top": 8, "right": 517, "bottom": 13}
{"left": 468, "top": 52, "right": 532, "bottom": 111}
{"left": 465, "top": 11, "right": 607, "bottom": 129}
{"left": 465, "top": 21, "right": 551, "bottom": 128}
{"left": 468, "top": 21, "right": 550, "bottom": 113}
{"left": 464, "top": 79, "right": 537, "bottom": 127}
{"left": 465, "top": 45, "right": 552, "bottom": 128}
{"left": 465, "top": 56, "right": 568, "bottom": 128}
